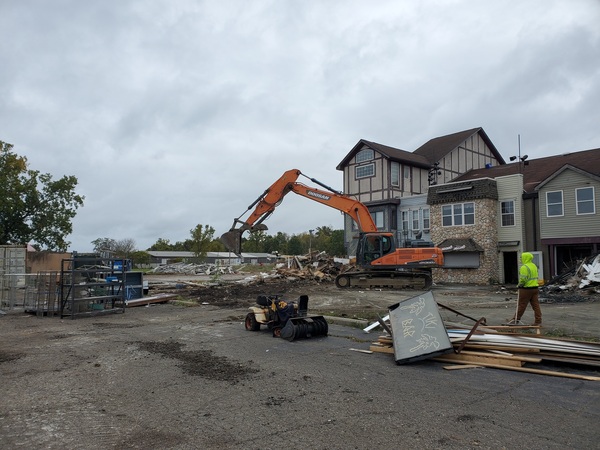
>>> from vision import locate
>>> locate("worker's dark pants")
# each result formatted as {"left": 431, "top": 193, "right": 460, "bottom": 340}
{"left": 517, "top": 288, "right": 542, "bottom": 325}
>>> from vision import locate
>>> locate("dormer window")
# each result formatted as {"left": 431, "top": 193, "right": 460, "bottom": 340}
{"left": 356, "top": 149, "right": 374, "bottom": 163}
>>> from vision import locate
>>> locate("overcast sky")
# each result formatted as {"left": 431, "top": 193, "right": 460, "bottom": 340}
{"left": 2, "top": 0, "right": 599, "bottom": 252}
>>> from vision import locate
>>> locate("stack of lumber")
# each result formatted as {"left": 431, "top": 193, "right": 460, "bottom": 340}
{"left": 369, "top": 330, "right": 600, "bottom": 381}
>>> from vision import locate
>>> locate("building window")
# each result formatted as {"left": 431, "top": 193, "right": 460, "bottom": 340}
{"left": 391, "top": 162, "right": 400, "bottom": 187}
{"left": 403, "top": 166, "right": 410, "bottom": 178}
{"left": 356, "top": 149, "right": 374, "bottom": 163}
{"left": 356, "top": 164, "right": 374, "bottom": 179}
{"left": 411, "top": 210, "right": 419, "bottom": 231}
{"left": 576, "top": 187, "right": 595, "bottom": 215}
{"left": 501, "top": 200, "right": 515, "bottom": 226}
{"left": 372, "top": 211, "right": 384, "bottom": 228}
{"left": 442, "top": 202, "right": 475, "bottom": 227}
{"left": 423, "top": 208, "right": 430, "bottom": 231}
{"left": 546, "top": 191, "right": 563, "bottom": 217}
{"left": 401, "top": 211, "right": 409, "bottom": 232}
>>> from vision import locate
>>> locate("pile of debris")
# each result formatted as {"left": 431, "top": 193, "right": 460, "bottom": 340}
{"left": 543, "top": 253, "right": 600, "bottom": 294}
{"left": 365, "top": 291, "right": 600, "bottom": 381}
{"left": 151, "top": 262, "right": 235, "bottom": 276}
{"left": 274, "top": 252, "right": 347, "bottom": 282}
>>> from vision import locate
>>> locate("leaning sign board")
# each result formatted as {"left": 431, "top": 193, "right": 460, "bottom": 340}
{"left": 388, "top": 291, "right": 452, "bottom": 364}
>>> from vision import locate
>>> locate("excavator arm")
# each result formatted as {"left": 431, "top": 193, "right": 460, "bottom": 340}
{"left": 221, "top": 169, "right": 377, "bottom": 255}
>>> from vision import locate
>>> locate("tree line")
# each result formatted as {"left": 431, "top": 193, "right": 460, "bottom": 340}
{"left": 2, "top": 141, "right": 346, "bottom": 263}
{"left": 94, "top": 225, "right": 346, "bottom": 266}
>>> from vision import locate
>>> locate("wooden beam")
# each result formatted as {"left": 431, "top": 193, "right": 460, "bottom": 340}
{"left": 434, "top": 353, "right": 524, "bottom": 368}
{"left": 457, "top": 350, "right": 542, "bottom": 364}
{"left": 369, "top": 343, "right": 394, "bottom": 354}
{"left": 443, "top": 364, "right": 484, "bottom": 370}
{"left": 433, "top": 358, "right": 600, "bottom": 381}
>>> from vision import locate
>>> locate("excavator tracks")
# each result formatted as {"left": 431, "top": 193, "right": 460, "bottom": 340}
{"left": 335, "top": 271, "right": 433, "bottom": 290}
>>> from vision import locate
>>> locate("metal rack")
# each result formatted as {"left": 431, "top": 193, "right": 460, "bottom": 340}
{"left": 59, "top": 257, "right": 128, "bottom": 319}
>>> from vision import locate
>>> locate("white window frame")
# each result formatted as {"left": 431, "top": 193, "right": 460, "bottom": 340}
{"left": 501, "top": 199, "right": 515, "bottom": 227}
{"left": 546, "top": 190, "right": 564, "bottom": 217}
{"left": 411, "top": 210, "right": 420, "bottom": 231}
{"left": 403, "top": 166, "right": 410, "bottom": 179}
{"left": 372, "top": 211, "right": 384, "bottom": 229}
{"left": 391, "top": 162, "right": 400, "bottom": 187}
{"left": 356, "top": 149, "right": 374, "bottom": 163}
{"left": 442, "top": 202, "right": 475, "bottom": 227}
{"left": 401, "top": 211, "right": 409, "bottom": 232}
{"left": 576, "top": 187, "right": 595, "bottom": 215}
{"left": 355, "top": 163, "right": 374, "bottom": 179}
{"left": 422, "top": 208, "right": 430, "bottom": 231}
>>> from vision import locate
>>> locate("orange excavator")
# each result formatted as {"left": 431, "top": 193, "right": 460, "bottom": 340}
{"left": 220, "top": 169, "right": 444, "bottom": 289}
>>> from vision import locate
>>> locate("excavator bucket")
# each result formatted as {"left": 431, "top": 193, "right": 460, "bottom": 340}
{"left": 220, "top": 223, "right": 269, "bottom": 256}
{"left": 280, "top": 316, "right": 329, "bottom": 342}
{"left": 220, "top": 230, "right": 242, "bottom": 255}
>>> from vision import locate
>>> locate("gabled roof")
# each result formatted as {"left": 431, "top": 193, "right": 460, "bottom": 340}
{"left": 534, "top": 164, "right": 600, "bottom": 191}
{"left": 453, "top": 148, "right": 600, "bottom": 194}
{"left": 336, "top": 127, "right": 504, "bottom": 171}
{"left": 413, "top": 127, "right": 505, "bottom": 164}
{"left": 336, "top": 139, "right": 430, "bottom": 170}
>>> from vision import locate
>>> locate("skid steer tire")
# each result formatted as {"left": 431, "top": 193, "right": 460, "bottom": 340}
{"left": 245, "top": 313, "right": 260, "bottom": 331}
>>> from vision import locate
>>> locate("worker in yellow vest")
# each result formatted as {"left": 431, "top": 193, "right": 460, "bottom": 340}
{"left": 515, "top": 252, "right": 542, "bottom": 326}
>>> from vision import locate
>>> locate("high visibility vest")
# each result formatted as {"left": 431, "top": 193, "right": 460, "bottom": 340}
{"left": 520, "top": 263, "right": 539, "bottom": 288}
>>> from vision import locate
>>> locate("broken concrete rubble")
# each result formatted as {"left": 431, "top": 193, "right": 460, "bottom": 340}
{"left": 542, "top": 253, "right": 600, "bottom": 294}
{"left": 151, "top": 262, "right": 235, "bottom": 275}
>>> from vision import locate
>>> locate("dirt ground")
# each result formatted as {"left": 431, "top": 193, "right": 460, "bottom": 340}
{"left": 148, "top": 273, "right": 600, "bottom": 339}
{"left": 1, "top": 274, "right": 599, "bottom": 449}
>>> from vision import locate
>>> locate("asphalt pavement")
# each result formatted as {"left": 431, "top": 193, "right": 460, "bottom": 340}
{"left": 1, "top": 303, "right": 598, "bottom": 449}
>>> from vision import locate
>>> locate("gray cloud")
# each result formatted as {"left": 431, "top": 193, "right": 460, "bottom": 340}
{"left": 1, "top": 0, "right": 598, "bottom": 251}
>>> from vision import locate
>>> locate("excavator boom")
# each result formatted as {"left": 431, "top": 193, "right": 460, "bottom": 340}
{"left": 221, "top": 169, "right": 376, "bottom": 254}
{"left": 220, "top": 168, "right": 443, "bottom": 290}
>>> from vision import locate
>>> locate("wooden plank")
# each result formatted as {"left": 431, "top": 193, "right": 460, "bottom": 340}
{"left": 535, "top": 354, "right": 600, "bottom": 368}
{"left": 443, "top": 364, "right": 484, "bottom": 370}
{"left": 457, "top": 350, "right": 542, "bottom": 364}
{"left": 434, "top": 358, "right": 600, "bottom": 381}
{"left": 369, "top": 344, "right": 394, "bottom": 354}
{"left": 434, "top": 353, "right": 524, "bottom": 368}
{"left": 456, "top": 344, "right": 541, "bottom": 353}
{"left": 448, "top": 331, "right": 600, "bottom": 357}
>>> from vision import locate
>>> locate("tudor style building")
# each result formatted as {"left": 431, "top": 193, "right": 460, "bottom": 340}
{"left": 336, "top": 127, "right": 505, "bottom": 254}
{"left": 336, "top": 127, "right": 600, "bottom": 285}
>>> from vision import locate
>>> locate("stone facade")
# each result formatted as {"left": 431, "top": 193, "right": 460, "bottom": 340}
{"left": 428, "top": 181, "right": 499, "bottom": 285}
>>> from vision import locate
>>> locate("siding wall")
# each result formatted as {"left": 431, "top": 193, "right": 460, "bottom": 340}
{"left": 437, "top": 135, "right": 498, "bottom": 185}
{"left": 538, "top": 169, "right": 600, "bottom": 238}
{"left": 496, "top": 174, "right": 525, "bottom": 246}
{"left": 343, "top": 146, "right": 430, "bottom": 201}
{"left": 495, "top": 174, "right": 525, "bottom": 283}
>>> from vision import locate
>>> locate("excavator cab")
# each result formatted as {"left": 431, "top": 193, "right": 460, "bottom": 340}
{"left": 356, "top": 233, "right": 396, "bottom": 265}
